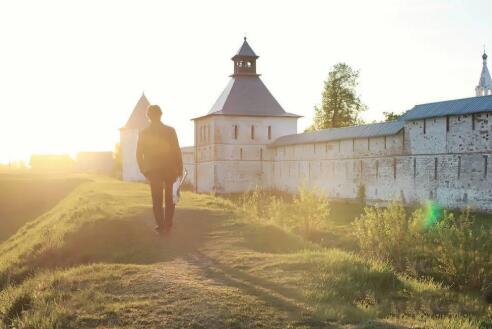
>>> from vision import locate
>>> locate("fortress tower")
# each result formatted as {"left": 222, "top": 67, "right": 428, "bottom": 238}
{"left": 191, "top": 38, "right": 300, "bottom": 193}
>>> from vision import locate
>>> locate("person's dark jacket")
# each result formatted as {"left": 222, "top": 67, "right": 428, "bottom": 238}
{"left": 136, "top": 122, "right": 183, "bottom": 181}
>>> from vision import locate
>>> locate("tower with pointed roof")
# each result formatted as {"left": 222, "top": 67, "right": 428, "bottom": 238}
{"left": 475, "top": 51, "right": 492, "bottom": 96}
{"left": 120, "top": 93, "right": 150, "bottom": 181}
{"left": 192, "top": 38, "right": 300, "bottom": 193}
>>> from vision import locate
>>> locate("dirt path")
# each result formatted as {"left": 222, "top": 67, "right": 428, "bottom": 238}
{"left": 139, "top": 206, "right": 336, "bottom": 329}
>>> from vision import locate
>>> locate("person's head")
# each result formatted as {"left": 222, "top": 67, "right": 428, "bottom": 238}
{"left": 147, "top": 105, "right": 162, "bottom": 123}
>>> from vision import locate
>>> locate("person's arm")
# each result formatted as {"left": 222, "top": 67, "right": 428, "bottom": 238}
{"left": 136, "top": 132, "right": 146, "bottom": 175}
{"left": 171, "top": 128, "right": 183, "bottom": 177}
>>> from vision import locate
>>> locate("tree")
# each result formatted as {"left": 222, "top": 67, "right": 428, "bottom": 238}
{"left": 311, "top": 63, "right": 366, "bottom": 130}
{"left": 382, "top": 111, "right": 402, "bottom": 122}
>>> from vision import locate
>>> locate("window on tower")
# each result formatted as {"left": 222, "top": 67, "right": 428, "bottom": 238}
{"left": 234, "top": 125, "right": 238, "bottom": 140}
{"left": 251, "top": 125, "right": 255, "bottom": 139}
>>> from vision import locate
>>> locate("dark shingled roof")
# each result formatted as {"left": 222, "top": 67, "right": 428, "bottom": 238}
{"left": 233, "top": 38, "right": 258, "bottom": 58}
{"left": 194, "top": 76, "right": 300, "bottom": 119}
{"left": 122, "top": 93, "right": 150, "bottom": 130}
{"left": 269, "top": 121, "right": 404, "bottom": 147}
{"left": 402, "top": 95, "right": 492, "bottom": 121}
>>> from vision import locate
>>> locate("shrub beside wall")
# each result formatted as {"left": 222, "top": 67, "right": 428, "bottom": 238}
{"left": 237, "top": 185, "right": 331, "bottom": 239}
{"left": 354, "top": 202, "right": 492, "bottom": 291}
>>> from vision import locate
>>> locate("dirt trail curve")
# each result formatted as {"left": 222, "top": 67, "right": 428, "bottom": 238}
{"left": 142, "top": 206, "right": 335, "bottom": 329}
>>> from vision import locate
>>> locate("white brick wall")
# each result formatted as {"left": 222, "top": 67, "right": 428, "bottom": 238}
{"left": 191, "top": 115, "right": 297, "bottom": 193}
{"left": 120, "top": 129, "right": 146, "bottom": 181}
{"left": 182, "top": 111, "right": 492, "bottom": 211}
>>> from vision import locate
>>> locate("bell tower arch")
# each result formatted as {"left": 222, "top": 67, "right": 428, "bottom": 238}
{"left": 232, "top": 37, "right": 259, "bottom": 77}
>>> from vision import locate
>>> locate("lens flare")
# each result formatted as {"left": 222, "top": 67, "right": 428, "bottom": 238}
{"left": 424, "top": 200, "right": 443, "bottom": 229}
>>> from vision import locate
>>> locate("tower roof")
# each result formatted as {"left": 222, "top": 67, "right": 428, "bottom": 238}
{"left": 193, "top": 38, "right": 300, "bottom": 120}
{"left": 270, "top": 121, "right": 404, "bottom": 147}
{"left": 232, "top": 37, "right": 258, "bottom": 59}
{"left": 121, "top": 93, "right": 150, "bottom": 130}
{"left": 196, "top": 76, "right": 299, "bottom": 119}
{"left": 478, "top": 51, "right": 492, "bottom": 89}
{"left": 402, "top": 94, "right": 492, "bottom": 121}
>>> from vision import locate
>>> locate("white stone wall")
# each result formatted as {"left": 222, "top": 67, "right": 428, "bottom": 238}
{"left": 270, "top": 150, "right": 492, "bottom": 210}
{"left": 192, "top": 115, "right": 297, "bottom": 193}
{"left": 447, "top": 113, "right": 492, "bottom": 153}
{"left": 194, "top": 116, "right": 215, "bottom": 192}
{"left": 405, "top": 113, "right": 492, "bottom": 154}
{"left": 181, "top": 146, "right": 195, "bottom": 186}
{"left": 267, "top": 113, "right": 492, "bottom": 211}
{"left": 120, "top": 129, "right": 146, "bottom": 181}
{"left": 405, "top": 117, "right": 447, "bottom": 154}
{"left": 269, "top": 132, "right": 404, "bottom": 197}
{"left": 183, "top": 111, "right": 492, "bottom": 211}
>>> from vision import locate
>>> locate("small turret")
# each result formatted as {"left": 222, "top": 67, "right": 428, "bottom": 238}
{"left": 231, "top": 37, "right": 259, "bottom": 77}
{"left": 475, "top": 50, "right": 492, "bottom": 96}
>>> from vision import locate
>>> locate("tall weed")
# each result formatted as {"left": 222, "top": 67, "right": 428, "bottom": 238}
{"left": 354, "top": 201, "right": 492, "bottom": 291}
{"left": 292, "top": 185, "right": 331, "bottom": 238}
{"left": 431, "top": 209, "right": 492, "bottom": 290}
{"left": 237, "top": 186, "right": 271, "bottom": 222}
{"left": 238, "top": 185, "right": 331, "bottom": 238}
{"left": 354, "top": 202, "right": 414, "bottom": 270}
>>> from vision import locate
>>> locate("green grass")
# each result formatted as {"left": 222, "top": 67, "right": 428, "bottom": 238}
{"left": 0, "top": 173, "right": 86, "bottom": 242}
{"left": 1, "top": 263, "right": 303, "bottom": 329}
{"left": 0, "top": 175, "right": 491, "bottom": 328}
{"left": 0, "top": 176, "right": 233, "bottom": 287}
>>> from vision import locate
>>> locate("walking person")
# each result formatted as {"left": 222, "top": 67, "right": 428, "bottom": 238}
{"left": 136, "top": 105, "right": 183, "bottom": 234}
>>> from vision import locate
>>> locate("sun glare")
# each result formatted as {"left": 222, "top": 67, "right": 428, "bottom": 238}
{"left": 424, "top": 200, "right": 443, "bottom": 229}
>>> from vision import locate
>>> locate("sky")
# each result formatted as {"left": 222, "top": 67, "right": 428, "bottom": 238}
{"left": 0, "top": 0, "right": 491, "bottom": 163}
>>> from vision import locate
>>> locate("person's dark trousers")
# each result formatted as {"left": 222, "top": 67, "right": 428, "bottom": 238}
{"left": 147, "top": 171, "right": 175, "bottom": 229}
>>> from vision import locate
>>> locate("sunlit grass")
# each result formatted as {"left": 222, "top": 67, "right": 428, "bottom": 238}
{"left": 0, "top": 175, "right": 490, "bottom": 328}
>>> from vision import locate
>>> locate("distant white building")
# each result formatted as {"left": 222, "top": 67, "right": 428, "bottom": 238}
{"left": 121, "top": 40, "right": 492, "bottom": 211}
{"left": 120, "top": 93, "right": 150, "bottom": 181}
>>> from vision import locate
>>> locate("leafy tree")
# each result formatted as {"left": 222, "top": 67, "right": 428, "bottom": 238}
{"left": 311, "top": 63, "right": 366, "bottom": 130}
{"left": 382, "top": 111, "right": 402, "bottom": 122}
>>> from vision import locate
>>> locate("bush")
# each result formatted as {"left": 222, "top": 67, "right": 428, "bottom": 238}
{"left": 354, "top": 202, "right": 415, "bottom": 270}
{"left": 354, "top": 201, "right": 492, "bottom": 291}
{"left": 431, "top": 209, "right": 492, "bottom": 290}
{"left": 237, "top": 185, "right": 331, "bottom": 239}
{"left": 291, "top": 185, "right": 330, "bottom": 238}
{"left": 237, "top": 186, "right": 271, "bottom": 223}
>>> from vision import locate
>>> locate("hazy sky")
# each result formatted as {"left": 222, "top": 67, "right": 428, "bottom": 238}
{"left": 0, "top": 0, "right": 490, "bottom": 163}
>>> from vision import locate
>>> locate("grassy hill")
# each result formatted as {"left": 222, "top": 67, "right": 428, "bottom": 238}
{"left": 0, "top": 176, "right": 490, "bottom": 328}
{"left": 0, "top": 173, "right": 86, "bottom": 242}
